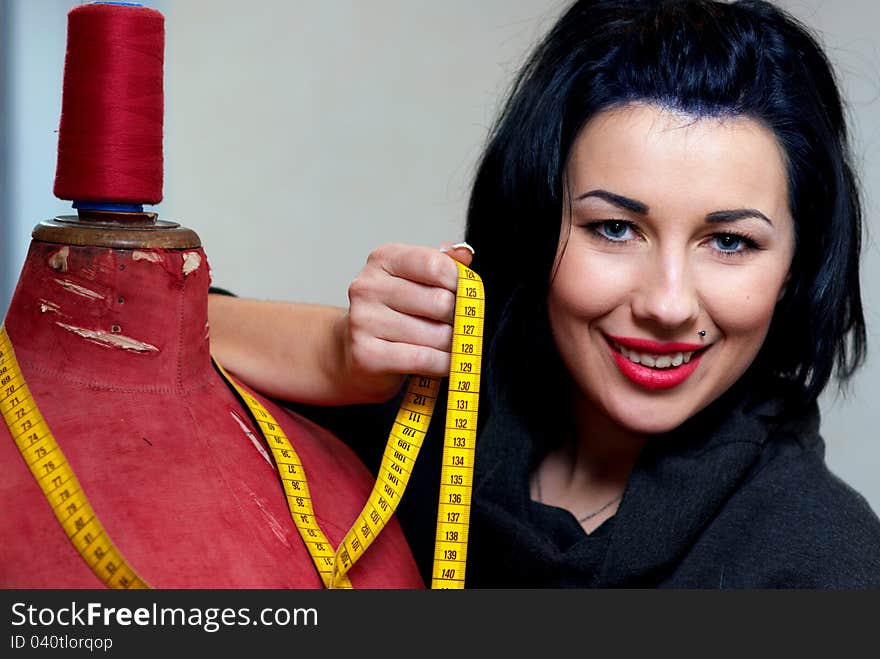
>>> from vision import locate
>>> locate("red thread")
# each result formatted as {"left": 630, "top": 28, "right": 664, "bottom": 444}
{"left": 54, "top": 4, "right": 165, "bottom": 205}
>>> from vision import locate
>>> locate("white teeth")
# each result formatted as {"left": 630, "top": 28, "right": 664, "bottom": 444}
{"left": 615, "top": 342, "right": 695, "bottom": 369}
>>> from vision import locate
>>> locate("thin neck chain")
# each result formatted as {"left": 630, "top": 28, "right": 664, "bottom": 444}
{"left": 534, "top": 470, "right": 622, "bottom": 523}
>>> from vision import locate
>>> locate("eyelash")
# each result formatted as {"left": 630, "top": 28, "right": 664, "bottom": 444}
{"left": 585, "top": 220, "right": 761, "bottom": 257}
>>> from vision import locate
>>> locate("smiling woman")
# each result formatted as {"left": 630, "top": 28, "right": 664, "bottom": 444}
{"left": 551, "top": 105, "right": 795, "bottom": 438}
{"left": 208, "top": 0, "right": 880, "bottom": 588}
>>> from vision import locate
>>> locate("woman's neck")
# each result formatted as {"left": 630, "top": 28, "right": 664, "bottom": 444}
{"left": 533, "top": 389, "right": 646, "bottom": 532}
{"left": 568, "top": 392, "right": 647, "bottom": 483}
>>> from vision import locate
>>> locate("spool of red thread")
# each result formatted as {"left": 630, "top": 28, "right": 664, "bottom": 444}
{"left": 53, "top": 2, "right": 164, "bottom": 207}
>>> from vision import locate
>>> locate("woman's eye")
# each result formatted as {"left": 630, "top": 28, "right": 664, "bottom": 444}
{"left": 592, "top": 220, "right": 635, "bottom": 242}
{"left": 711, "top": 233, "right": 751, "bottom": 253}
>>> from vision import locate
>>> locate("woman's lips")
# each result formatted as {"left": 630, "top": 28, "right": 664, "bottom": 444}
{"left": 605, "top": 335, "right": 708, "bottom": 390}
{"left": 606, "top": 334, "right": 704, "bottom": 353}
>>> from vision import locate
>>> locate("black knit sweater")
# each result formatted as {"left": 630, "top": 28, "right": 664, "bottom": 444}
{"left": 297, "top": 372, "right": 880, "bottom": 588}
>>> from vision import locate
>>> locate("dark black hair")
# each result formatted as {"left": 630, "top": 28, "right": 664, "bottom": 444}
{"left": 465, "top": 0, "right": 865, "bottom": 419}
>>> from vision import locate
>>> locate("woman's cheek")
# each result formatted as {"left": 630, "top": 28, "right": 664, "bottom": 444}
{"left": 552, "top": 248, "right": 641, "bottom": 318}
{"left": 698, "top": 264, "right": 786, "bottom": 337}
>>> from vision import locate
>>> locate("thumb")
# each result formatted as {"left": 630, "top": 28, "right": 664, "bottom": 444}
{"left": 439, "top": 241, "right": 475, "bottom": 268}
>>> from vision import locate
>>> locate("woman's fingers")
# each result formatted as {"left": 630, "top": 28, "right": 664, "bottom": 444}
{"left": 348, "top": 334, "right": 453, "bottom": 380}
{"left": 439, "top": 241, "right": 475, "bottom": 269}
{"left": 350, "top": 242, "right": 469, "bottom": 325}
{"left": 344, "top": 241, "right": 472, "bottom": 381}
{"left": 349, "top": 302, "right": 454, "bottom": 351}
{"left": 350, "top": 271, "right": 456, "bottom": 323}
{"left": 368, "top": 242, "right": 462, "bottom": 290}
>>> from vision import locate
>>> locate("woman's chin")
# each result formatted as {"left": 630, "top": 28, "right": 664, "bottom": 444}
{"left": 605, "top": 403, "right": 693, "bottom": 436}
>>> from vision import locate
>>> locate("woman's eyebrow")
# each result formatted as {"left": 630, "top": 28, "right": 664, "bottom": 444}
{"left": 705, "top": 208, "right": 773, "bottom": 225}
{"left": 574, "top": 189, "right": 649, "bottom": 214}
{"left": 575, "top": 190, "right": 775, "bottom": 226}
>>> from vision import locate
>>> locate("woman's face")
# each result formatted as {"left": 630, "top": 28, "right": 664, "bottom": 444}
{"left": 549, "top": 103, "right": 795, "bottom": 435}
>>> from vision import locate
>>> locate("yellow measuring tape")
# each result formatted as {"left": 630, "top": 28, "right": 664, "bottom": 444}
{"left": 1, "top": 260, "right": 484, "bottom": 589}
{"left": 0, "top": 326, "right": 149, "bottom": 588}
{"left": 214, "top": 359, "right": 353, "bottom": 589}
{"left": 327, "top": 261, "right": 484, "bottom": 589}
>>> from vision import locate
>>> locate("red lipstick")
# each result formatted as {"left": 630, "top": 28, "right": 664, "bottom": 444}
{"left": 605, "top": 334, "right": 707, "bottom": 390}
{"left": 606, "top": 334, "right": 703, "bottom": 353}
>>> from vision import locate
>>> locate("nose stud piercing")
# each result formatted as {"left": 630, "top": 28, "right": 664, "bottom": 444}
{"left": 698, "top": 330, "right": 707, "bottom": 337}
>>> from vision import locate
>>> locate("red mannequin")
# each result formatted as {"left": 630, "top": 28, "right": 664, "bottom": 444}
{"left": 0, "top": 227, "right": 423, "bottom": 588}
{"left": 0, "top": 1, "right": 421, "bottom": 589}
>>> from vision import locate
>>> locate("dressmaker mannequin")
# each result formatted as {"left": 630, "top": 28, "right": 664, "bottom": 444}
{"left": 0, "top": 214, "right": 422, "bottom": 588}
{"left": 0, "top": 3, "right": 422, "bottom": 589}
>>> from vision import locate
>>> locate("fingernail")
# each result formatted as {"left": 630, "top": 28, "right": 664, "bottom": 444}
{"left": 443, "top": 241, "right": 474, "bottom": 255}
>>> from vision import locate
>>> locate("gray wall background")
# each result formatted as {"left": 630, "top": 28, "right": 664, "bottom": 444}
{"left": 2, "top": 0, "right": 878, "bottom": 514}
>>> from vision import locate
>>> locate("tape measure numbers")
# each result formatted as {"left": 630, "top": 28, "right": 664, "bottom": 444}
{"left": 215, "top": 361, "right": 354, "bottom": 589}
{"left": 320, "top": 260, "right": 485, "bottom": 588}
{"left": 2, "top": 261, "right": 484, "bottom": 589}
{"left": 0, "top": 326, "right": 149, "bottom": 588}
{"left": 432, "top": 262, "right": 483, "bottom": 587}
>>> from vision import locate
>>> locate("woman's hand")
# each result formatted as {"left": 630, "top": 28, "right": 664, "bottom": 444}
{"left": 334, "top": 242, "right": 474, "bottom": 402}
{"left": 207, "top": 241, "right": 473, "bottom": 406}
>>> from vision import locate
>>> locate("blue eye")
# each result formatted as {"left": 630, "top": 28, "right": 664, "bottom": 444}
{"left": 714, "top": 234, "right": 745, "bottom": 252}
{"left": 716, "top": 234, "right": 741, "bottom": 250}
{"left": 603, "top": 222, "right": 628, "bottom": 238}
{"left": 707, "top": 232, "right": 762, "bottom": 257}
{"left": 594, "top": 221, "right": 634, "bottom": 241}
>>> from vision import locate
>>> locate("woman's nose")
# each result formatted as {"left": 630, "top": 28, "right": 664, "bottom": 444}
{"left": 630, "top": 251, "right": 700, "bottom": 329}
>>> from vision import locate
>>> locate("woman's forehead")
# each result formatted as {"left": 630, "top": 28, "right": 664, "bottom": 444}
{"left": 566, "top": 103, "right": 791, "bottom": 219}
